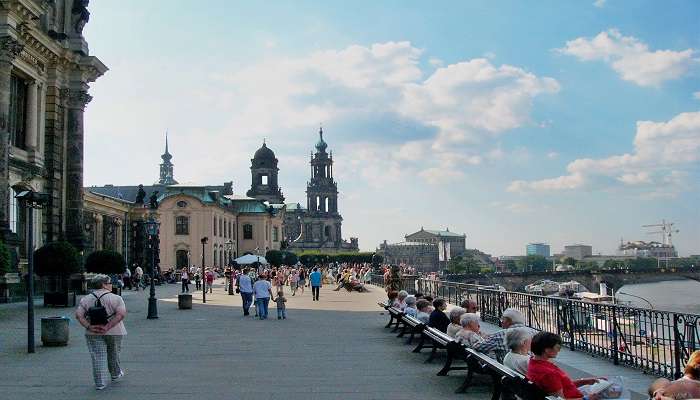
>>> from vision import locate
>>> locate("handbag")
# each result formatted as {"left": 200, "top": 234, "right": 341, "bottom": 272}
{"left": 235, "top": 287, "right": 240, "bottom": 294}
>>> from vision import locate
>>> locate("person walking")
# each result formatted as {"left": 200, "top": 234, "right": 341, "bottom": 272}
{"left": 253, "top": 273, "right": 273, "bottom": 320}
{"left": 122, "top": 266, "right": 132, "bottom": 290}
{"left": 205, "top": 269, "right": 214, "bottom": 294}
{"left": 133, "top": 265, "right": 143, "bottom": 291}
{"left": 194, "top": 269, "right": 202, "bottom": 291}
{"left": 273, "top": 290, "right": 287, "bottom": 319}
{"left": 298, "top": 268, "right": 307, "bottom": 295}
{"left": 75, "top": 274, "right": 128, "bottom": 390}
{"left": 237, "top": 267, "right": 254, "bottom": 316}
{"left": 181, "top": 268, "right": 190, "bottom": 293}
{"left": 309, "top": 267, "right": 322, "bottom": 301}
{"left": 289, "top": 269, "right": 299, "bottom": 296}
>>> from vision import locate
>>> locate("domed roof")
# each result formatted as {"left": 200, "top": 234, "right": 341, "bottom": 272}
{"left": 315, "top": 127, "right": 327, "bottom": 153}
{"left": 253, "top": 141, "right": 276, "bottom": 160}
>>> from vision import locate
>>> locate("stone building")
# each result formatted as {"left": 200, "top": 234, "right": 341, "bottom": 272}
{"left": 378, "top": 228, "right": 467, "bottom": 272}
{"left": 0, "top": 1, "right": 106, "bottom": 269}
{"left": 248, "top": 128, "right": 358, "bottom": 253}
{"left": 88, "top": 136, "right": 284, "bottom": 271}
{"left": 83, "top": 189, "right": 130, "bottom": 257}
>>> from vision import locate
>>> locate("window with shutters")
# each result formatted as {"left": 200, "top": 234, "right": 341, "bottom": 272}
{"left": 243, "top": 224, "right": 253, "bottom": 240}
{"left": 175, "top": 216, "right": 189, "bottom": 235}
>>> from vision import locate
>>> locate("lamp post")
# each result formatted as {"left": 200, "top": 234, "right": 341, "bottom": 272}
{"left": 201, "top": 237, "right": 208, "bottom": 303}
{"left": 144, "top": 215, "right": 160, "bottom": 319}
{"left": 617, "top": 292, "right": 654, "bottom": 310}
{"left": 15, "top": 188, "right": 49, "bottom": 354}
{"left": 226, "top": 239, "right": 234, "bottom": 295}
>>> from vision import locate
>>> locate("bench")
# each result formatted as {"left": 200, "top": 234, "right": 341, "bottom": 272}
{"left": 397, "top": 314, "right": 426, "bottom": 345}
{"left": 378, "top": 302, "right": 404, "bottom": 332}
{"left": 420, "top": 327, "right": 453, "bottom": 364}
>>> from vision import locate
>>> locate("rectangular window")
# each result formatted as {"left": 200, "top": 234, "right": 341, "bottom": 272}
{"left": 243, "top": 224, "right": 253, "bottom": 240}
{"left": 175, "top": 216, "right": 189, "bottom": 235}
{"left": 213, "top": 217, "right": 217, "bottom": 236}
{"left": 261, "top": 175, "right": 268, "bottom": 185}
{"left": 9, "top": 74, "right": 27, "bottom": 149}
{"left": 9, "top": 189, "right": 18, "bottom": 233}
{"left": 272, "top": 226, "right": 279, "bottom": 242}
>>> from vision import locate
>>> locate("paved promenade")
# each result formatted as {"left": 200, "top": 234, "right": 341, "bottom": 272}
{"left": 0, "top": 281, "right": 656, "bottom": 399}
{"left": 1, "top": 281, "right": 484, "bottom": 400}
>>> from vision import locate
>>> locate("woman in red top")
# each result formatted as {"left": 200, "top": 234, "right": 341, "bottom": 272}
{"left": 527, "top": 332, "right": 601, "bottom": 400}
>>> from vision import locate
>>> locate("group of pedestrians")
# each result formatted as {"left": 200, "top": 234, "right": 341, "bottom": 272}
{"left": 179, "top": 266, "right": 215, "bottom": 293}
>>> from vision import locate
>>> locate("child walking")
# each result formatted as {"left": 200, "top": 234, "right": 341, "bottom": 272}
{"left": 274, "top": 290, "right": 287, "bottom": 320}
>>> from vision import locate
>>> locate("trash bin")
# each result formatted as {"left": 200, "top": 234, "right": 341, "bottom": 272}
{"left": 178, "top": 293, "right": 192, "bottom": 309}
{"left": 41, "top": 316, "right": 70, "bottom": 346}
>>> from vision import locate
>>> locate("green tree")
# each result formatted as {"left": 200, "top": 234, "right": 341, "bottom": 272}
{"left": 503, "top": 259, "right": 518, "bottom": 272}
{"left": 447, "top": 255, "right": 466, "bottom": 274}
{"left": 518, "top": 255, "right": 549, "bottom": 272}
{"left": 34, "top": 241, "right": 82, "bottom": 277}
{"left": 265, "top": 250, "right": 284, "bottom": 267}
{"left": 85, "top": 250, "right": 125, "bottom": 275}
{"left": 282, "top": 251, "right": 298, "bottom": 266}
{"left": 563, "top": 257, "right": 577, "bottom": 268}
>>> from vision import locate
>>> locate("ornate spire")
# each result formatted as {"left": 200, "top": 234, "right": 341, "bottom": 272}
{"left": 159, "top": 130, "right": 177, "bottom": 185}
{"left": 315, "top": 125, "right": 328, "bottom": 153}
{"left": 161, "top": 130, "right": 172, "bottom": 162}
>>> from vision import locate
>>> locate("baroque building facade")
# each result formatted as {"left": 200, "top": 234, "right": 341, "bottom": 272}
{"left": 0, "top": 0, "right": 107, "bottom": 269}
{"left": 246, "top": 128, "right": 358, "bottom": 253}
{"left": 87, "top": 136, "right": 284, "bottom": 272}
{"left": 378, "top": 228, "right": 467, "bottom": 272}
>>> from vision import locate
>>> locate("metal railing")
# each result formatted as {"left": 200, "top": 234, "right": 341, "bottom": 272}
{"left": 370, "top": 274, "right": 699, "bottom": 379}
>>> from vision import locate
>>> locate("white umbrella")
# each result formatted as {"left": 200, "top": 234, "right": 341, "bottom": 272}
{"left": 234, "top": 254, "right": 268, "bottom": 265}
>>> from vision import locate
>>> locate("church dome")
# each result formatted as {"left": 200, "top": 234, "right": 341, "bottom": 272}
{"left": 315, "top": 127, "right": 327, "bottom": 153}
{"left": 253, "top": 141, "right": 276, "bottom": 160}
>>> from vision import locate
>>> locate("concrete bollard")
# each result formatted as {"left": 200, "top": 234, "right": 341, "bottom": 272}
{"left": 41, "top": 316, "right": 70, "bottom": 346}
{"left": 178, "top": 293, "right": 192, "bottom": 309}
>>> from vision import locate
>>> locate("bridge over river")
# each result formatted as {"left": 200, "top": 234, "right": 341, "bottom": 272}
{"left": 0, "top": 279, "right": 659, "bottom": 399}
{"left": 448, "top": 268, "right": 700, "bottom": 292}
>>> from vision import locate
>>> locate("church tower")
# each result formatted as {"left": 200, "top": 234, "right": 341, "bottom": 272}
{"left": 159, "top": 132, "right": 178, "bottom": 185}
{"left": 306, "top": 127, "right": 343, "bottom": 243}
{"left": 247, "top": 141, "right": 285, "bottom": 204}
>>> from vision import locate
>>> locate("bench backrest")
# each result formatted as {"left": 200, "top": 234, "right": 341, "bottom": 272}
{"left": 402, "top": 314, "right": 424, "bottom": 328}
{"left": 424, "top": 327, "right": 452, "bottom": 345}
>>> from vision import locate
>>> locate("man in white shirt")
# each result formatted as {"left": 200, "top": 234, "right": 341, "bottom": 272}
{"left": 252, "top": 273, "right": 273, "bottom": 320}
{"left": 237, "top": 267, "right": 254, "bottom": 316}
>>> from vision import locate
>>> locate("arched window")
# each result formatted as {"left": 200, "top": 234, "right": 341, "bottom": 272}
{"left": 176, "top": 250, "right": 188, "bottom": 268}
{"left": 213, "top": 216, "right": 217, "bottom": 236}
{"left": 243, "top": 224, "right": 253, "bottom": 240}
{"left": 213, "top": 248, "right": 218, "bottom": 267}
{"left": 325, "top": 197, "right": 329, "bottom": 212}
{"left": 175, "top": 216, "right": 189, "bottom": 235}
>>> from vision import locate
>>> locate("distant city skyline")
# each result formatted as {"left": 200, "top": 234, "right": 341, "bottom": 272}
{"left": 83, "top": 1, "right": 699, "bottom": 256}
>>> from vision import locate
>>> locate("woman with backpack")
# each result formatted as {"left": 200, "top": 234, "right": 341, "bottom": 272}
{"left": 75, "top": 274, "right": 128, "bottom": 390}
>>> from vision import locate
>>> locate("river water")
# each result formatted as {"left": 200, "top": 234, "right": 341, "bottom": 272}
{"left": 616, "top": 279, "right": 700, "bottom": 315}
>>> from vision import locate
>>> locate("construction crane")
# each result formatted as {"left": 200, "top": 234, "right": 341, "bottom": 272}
{"left": 642, "top": 219, "right": 679, "bottom": 247}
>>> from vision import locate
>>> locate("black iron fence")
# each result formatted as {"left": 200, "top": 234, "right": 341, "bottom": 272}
{"left": 371, "top": 275, "right": 699, "bottom": 379}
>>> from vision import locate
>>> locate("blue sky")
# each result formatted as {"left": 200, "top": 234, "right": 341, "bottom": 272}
{"left": 82, "top": 1, "right": 700, "bottom": 256}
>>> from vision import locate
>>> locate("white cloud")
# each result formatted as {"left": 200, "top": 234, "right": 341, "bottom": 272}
{"left": 558, "top": 29, "right": 697, "bottom": 86}
{"left": 547, "top": 151, "right": 559, "bottom": 159}
{"left": 593, "top": 0, "right": 606, "bottom": 7}
{"left": 694, "top": 91, "right": 700, "bottom": 100}
{"left": 508, "top": 111, "right": 700, "bottom": 194}
{"left": 429, "top": 57, "right": 443, "bottom": 67}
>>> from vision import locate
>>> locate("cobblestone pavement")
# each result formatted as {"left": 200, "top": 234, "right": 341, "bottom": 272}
{"left": 0, "top": 281, "right": 492, "bottom": 400}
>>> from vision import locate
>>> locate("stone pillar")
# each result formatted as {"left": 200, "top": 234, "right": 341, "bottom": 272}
{"left": 0, "top": 37, "right": 23, "bottom": 239}
{"left": 25, "top": 81, "right": 38, "bottom": 150}
{"left": 63, "top": 87, "right": 92, "bottom": 250}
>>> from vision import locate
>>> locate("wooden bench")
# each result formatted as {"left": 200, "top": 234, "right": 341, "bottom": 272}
{"left": 378, "top": 302, "right": 404, "bottom": 332}
{"left": 420, "top": 327, "right": 453, "bottom": 364}
{"left": 397, "top": 314, "right": 426, "bottom": 345}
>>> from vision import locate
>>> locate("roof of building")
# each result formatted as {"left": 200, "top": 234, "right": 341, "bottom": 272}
{"left": 315, "top": 127, "right": 328, "bottom": 153}
{"left": 253, "top": 141, "right": 276, "bottom": 160}
{"left": 230, "top": 199, "right": 271, "bottom": 214}
{"left": 423, "top": 229, "right": 464, "bottom": 237}
{"left": 284, "top": 202, "right": 306, "bottom": 211}
{"left": 89, "top": 184, "right": 230, "bottom": 205}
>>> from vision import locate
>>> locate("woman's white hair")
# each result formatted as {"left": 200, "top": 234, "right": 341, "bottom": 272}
{"left": 448, "top": 307, "right": 466, "bottom": 322}
{"left": 398, "top": 290, "right": 409, "bottom": 300}
{"left": 405, "top": 295, "right": 417, "bottom": 306}
{"left": 459, "top": 313, "right": 480, "bottom": 327}
{"left": 90, "top": 274, "right": 111, "bottom": 289}
{"left": 506, "top": 327, "right": 533, "bottom": 351}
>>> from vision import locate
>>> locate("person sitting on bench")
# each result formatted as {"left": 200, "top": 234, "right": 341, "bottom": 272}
{"left": 528, "top": 332, "right": 603, "bottom": 400}
{"left": 503, "top": 327, "right": 534, "bottom": 375}
{"left": 403, "top": 296, "right": 418, "bottom": 317}
{"left": 455, "top": 313, "right": 485, "bottom": 347}
{"left": 428, "top": 298, "right": 450, "bottom": 333}
{"left": 416, "top": 299, "right": 433, "bottom": 324}
{"left": 473, "top": 308, "right": 535, "bottom": 360}
{"left": 446, "top": 307, "right": 466, "bottom": 338}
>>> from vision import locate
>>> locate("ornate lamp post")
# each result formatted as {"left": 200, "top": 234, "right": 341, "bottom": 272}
{"left": 15, "top": 188, "right": 49, "bottom": 353}
{"left": 201, "top": 237, "right": 208, "bottom": 303}
{"left": 226, "top": 239, "right": 234, "bottom": 295}
{"left": 145, "top": 215, "right": 160, "bottom": 319}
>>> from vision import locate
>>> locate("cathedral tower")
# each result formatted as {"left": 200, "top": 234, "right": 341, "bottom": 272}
{"left": 247, "top": 141, "right": 285, "bottom": 203}
{"left": 306, "top": 127, "right": 342, "bottom": 243}
{"left": 159, "top": 132, "right": 178, "bottom": 185}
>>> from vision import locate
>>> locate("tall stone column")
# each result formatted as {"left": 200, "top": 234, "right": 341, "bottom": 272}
{"left": 63, "top": 87, "right": 92, "bottom": 250}
{"left": 0, "top": 37, "right": 23, "bottom": 239}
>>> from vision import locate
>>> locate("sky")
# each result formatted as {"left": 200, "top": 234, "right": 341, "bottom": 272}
{"left": 82, "top": 0, "right": 700, "bottom": 256}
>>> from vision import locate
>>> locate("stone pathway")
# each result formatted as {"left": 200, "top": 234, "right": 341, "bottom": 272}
{"left": 0, "top": 281, "right": 491, "bottom": 400}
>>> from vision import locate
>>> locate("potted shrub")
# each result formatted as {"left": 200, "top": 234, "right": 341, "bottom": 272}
{"left": 34, "top": 241, "right": 82, "bottom": 307}
{"left": 0, "top": 241, "right": 19, "bottom": 303}
{"left": 85, "top": 250, "right": 125, "bottom": 295}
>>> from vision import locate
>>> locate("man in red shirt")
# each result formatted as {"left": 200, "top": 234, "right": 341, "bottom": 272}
{"left": 527, "top": 332, "right": 601, "bottom": 400}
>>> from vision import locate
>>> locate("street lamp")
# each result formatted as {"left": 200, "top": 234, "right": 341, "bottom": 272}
{"left": 15, "top": 188, "right": 49, "bottom": 354}
{"left": 144, "top": 215, "right": 160, "bottom": 319}
{"left": 201, "top": 237, "right": 208, "bottom": 303}
{"left": 225, "top": 239, "right": 234, "bottom": 295}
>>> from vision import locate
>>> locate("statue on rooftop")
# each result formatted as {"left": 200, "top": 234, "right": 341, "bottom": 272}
{"left": 135, "top": 184, "right": 146, "bottom": 205}
{"left": 71, "top": 0, "right": 90, "bottom": 34}
{"left": 149, "top": 191, "right": 159, "bottom": 210}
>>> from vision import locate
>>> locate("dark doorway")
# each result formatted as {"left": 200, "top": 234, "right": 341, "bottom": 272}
{"left": 176, "top": 250, "right": 188, "bottom": 269}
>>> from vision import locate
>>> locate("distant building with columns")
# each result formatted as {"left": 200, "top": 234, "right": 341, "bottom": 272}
{"left": 0, "top": 2, "right": 107, "bottom": 270}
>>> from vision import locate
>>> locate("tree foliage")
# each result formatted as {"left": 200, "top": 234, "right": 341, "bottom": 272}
{"left": 265, "top": 250, "right": 284, "bottom": 267}
{"left": 85, "top": 250, "right": 126, "bottom": 274}
{"left": 34, "top": 241, "right": 82, "bottom": 276}
{"left": 516, "top": 255, "right": 550, "bottom": 272}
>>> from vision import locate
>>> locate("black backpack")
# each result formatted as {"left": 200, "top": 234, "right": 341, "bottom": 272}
{"left": 86, "top": 292, "right": 113, "bottom": 326}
